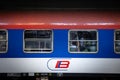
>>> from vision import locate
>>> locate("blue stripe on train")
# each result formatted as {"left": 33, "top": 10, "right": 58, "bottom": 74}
{"left": 0, "top": 29, "right": 120, "bottom": 58}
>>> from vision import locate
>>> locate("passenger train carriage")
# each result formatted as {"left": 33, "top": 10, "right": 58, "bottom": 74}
{"left": 0, "top": 10, "right": 120, "bottom": 74}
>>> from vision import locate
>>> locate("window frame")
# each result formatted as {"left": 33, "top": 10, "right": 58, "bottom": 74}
{"left": 114, "top": 29, "right": 120, "bottom": 54}
{"left": 68, "top": 29, "right": 98, "bottom": 53}
{"left": 0, "top": 29, "right": 8, "bottom": 53}
{"left": 23, "top": 29, "right": 53, "bottom": 53}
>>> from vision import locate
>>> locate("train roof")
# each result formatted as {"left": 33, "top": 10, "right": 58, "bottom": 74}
{"left": 0, "top": 10, "right": 120, "bottom": 29}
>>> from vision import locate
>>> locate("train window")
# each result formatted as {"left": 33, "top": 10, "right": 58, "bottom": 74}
{"left": 115, "top": 30, "right": 120, "bottom": 53}
{"left": 69, "top": 30, "right": 98, "bottom": 53}
{"left": 24, "top": 30, "right": 53, "bottom": 53}
{"left": 0, "top": 30, "right": 8, "bottom": 53}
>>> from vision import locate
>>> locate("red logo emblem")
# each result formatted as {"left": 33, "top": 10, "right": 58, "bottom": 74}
{"left": 55, "top": 61, "right": 70, "bottom": 68}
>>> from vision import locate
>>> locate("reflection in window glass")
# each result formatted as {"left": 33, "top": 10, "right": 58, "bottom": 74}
{"left": 115, "top": 31, "right": 120, "bottom": 40}
{"left": 24, "top": 30, "right": 53, "bottom": 53}
{"left": 0, "top": 30, "right": 7, "bottom": 53}
{"left": 115, "top": 30, "right": 120, "bottom": 53}
{"left": 69, "top": 30, "right": 98, "bottom": 53}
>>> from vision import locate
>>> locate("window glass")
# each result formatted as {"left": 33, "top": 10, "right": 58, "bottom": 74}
{"left": 24, "top": 30, "right": 53, "bottom": 53}
{"left": 0, "top": 30, "right": 7, "bottom": 53}
{"left": 69, "top": 30, "right": 98, "bottom": 53}
{"left": 115, "top": 30, "right": 120, "bottom": 53}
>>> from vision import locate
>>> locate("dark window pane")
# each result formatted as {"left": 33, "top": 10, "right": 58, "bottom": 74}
{"left": 24, "top": 30, "right": 52, "bottom": 52}
{"left": 115, "top": 41, "right": 120, "bottom": 52}
{"left": 69, "top": 30, "right": 97, "bottom": 53}
{"left": 46, "top": 41, "right": 51, "bottom": 49}
{"left": 115, "top": 31, "right": 120, "bottom": 40}
{"left": 77, "top": 31, "right": 97, "bottom": 40}
{"left": 89, "top": 31, "right": 97, "bottom": 40}
{"left": 73, "top": 41, "right": 97, "bottom": 52}
{"left": 25, "top": 30, "right": 52, "bottom": 39}
{"left": 70, "top": 31, "right": 77, "bottom": 40}
{"left": 79, "top": 41, "right": 97, "bottom": 52}
{"left": 25, "top": 41, "right": 39, "bottom": 48}
{"left": 25, "top": 30, "right": 37, "bottom": 38}
{"left": 40, "top": 41, "right": 45, "bottom": 48}
{"left": 69, "top": 41, "right": 78, "bottom": 52}
{"left": 37, "top": 30, "right": 51, "bottom": 38}
{"left": 70, "top": 31, "right": 97, "bottom": 40}
{"left": 0, "top": 41, "right": 6, "bottom": 52}
{"left": 0, "top": 31, "right": 6, "bottom": 40}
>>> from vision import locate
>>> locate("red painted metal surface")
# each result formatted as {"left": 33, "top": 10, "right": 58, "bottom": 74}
{"left": 0, "top": 25, "right": 120, "bottom": 29}
{"left": 0, "top": 10, "right": 120, "bottom": 29}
